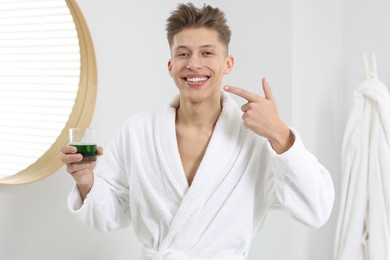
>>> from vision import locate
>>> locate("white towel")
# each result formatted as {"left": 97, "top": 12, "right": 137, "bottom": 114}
{"left": 334, "top": 78, "right": 390, "bottom": 260}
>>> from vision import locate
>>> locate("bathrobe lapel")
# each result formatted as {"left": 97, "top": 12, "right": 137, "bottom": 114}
{"left": 154, "top": 93, "right": 244, "bottom": 250}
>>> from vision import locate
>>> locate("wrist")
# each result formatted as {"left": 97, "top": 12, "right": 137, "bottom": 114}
{"left": 269, "top": 125, "right": 294, "bottom": 154}
{"left": 77, "top": 183, "right": 93, "bottom": 201}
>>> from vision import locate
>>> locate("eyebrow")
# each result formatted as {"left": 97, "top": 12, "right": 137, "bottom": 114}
{"left": 173, "top": 44, "right": 217, "bottom": 51}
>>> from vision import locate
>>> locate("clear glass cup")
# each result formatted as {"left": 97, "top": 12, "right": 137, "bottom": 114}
{"left": 69, "top": 128, "right": 97, "bottom": 163}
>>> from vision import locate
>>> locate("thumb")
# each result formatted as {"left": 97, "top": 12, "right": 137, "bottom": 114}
{"left": 262, "top": 77, "right": 275, "bottom": 102}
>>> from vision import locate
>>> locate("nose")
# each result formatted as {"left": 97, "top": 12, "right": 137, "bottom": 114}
{"left": 186, "top": 55, "right": 202, "bottom": 70}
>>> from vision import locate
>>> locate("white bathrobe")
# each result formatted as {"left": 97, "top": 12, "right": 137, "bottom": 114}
{"left": 333, "top": 78, "right": 390, "bottom": 260}
{"left": 68, "top": 92, "right": 334, "bottom": 260}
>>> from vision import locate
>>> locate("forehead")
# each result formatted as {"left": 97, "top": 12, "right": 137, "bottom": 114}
{"left": 171, "top": 27, "right": 225, "bottom": 51}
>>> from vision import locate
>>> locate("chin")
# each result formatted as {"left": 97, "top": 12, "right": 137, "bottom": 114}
{"left": 182, "top": 89, "right": 221, "bottom": 104}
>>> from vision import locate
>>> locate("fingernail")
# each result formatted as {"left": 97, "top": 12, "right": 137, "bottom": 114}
{"left": 223, "top": 86, "right": 230, "bottom": 90}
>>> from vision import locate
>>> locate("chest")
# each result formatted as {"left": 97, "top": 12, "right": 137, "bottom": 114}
{"left": 176, "top": 127, "right": 213, "bottom": 186}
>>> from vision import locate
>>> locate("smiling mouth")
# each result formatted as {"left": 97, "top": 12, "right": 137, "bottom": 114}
{"left": 183, "top": 76, "right": 210, "bottom": 83}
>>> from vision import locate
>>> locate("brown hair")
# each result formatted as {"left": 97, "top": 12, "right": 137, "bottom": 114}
{"left": 166, "top": 3, "right": 231, "bottom": 50}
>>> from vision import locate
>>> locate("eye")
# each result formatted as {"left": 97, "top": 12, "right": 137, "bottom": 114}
{"left": 203, "top": 51, "right": 215, "bottom": 57}
{"left": 177, "top": 52, "right": 189, "bottom": 57}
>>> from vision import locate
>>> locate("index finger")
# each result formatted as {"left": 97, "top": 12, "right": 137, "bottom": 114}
{"left": 223, "top": 85, "right": 259, "bottom": 102}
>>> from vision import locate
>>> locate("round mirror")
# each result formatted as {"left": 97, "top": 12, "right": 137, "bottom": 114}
{"left": 0, "top": 0, "right": 97, "bottom": 184}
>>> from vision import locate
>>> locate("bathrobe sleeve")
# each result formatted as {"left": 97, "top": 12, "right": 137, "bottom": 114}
{"left": 264, "top": 129, "right": 335, "bottom": 228}
{"left": 67, "top": 122, "right": 132, "bottom": 231}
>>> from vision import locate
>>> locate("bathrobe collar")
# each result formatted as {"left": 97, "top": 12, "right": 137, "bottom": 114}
{"left": 154, "top": 91, "right": 244, "bottom": 250}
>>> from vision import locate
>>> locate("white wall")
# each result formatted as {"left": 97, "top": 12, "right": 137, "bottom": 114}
{"left": 344, "top": 0, "right": 390, "bottom": 116}
{"left": 291, "top": 1, "right": 344, "bottom": 260}
{"left": 3, "top": 0, "right": 388, "bottom": 259}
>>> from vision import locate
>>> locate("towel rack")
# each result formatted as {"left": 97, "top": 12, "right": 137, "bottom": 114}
{"left": 363, "top": 53, "right": 378, "bottom": 79}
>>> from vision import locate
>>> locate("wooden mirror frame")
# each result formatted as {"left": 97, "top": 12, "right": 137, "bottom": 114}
{"left": 0, "top": 0, "right": 97, "bottom": 185}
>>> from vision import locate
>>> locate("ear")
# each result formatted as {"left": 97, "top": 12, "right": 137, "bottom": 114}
{"left": 168, "top": 59, "right": 173, "bottom": 77}
{"left": 224, "top": 55, "right": 234, "bottom": 75}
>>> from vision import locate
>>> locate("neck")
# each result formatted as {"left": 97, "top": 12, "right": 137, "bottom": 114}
{"left": 176, "top": 95, "right": 222, "bottom": 130}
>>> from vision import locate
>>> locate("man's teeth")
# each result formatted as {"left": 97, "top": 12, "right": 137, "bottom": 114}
{"left": 186, "top": 77, "right": 208, "bottom": 82}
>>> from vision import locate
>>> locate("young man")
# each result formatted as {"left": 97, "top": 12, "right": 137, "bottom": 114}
{"left": 62, "top": 3, "right": 334, "bottom": 259}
